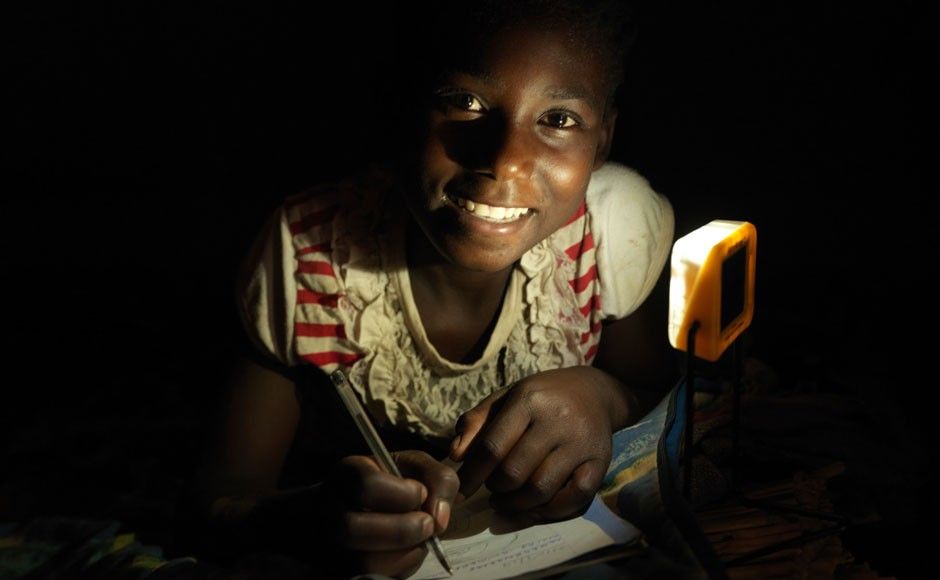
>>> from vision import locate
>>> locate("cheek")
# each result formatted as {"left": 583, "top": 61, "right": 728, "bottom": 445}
{"left": 545, "top": 151, "right": 595, "bottom": 204}
{"left": 417, "top": 127, "right": 454, "bottom": 193}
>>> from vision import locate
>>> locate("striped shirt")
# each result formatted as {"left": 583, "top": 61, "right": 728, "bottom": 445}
{"left": 237, "top": 161, "right": 674, "bottom": 440}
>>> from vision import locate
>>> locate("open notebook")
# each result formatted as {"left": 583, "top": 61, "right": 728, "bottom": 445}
{"left": 411, "top": 486, "right": 644, "bottom": 579}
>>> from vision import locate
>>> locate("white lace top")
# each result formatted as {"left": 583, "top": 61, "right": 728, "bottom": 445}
{"left": 237, "top": 162, "right": 674, "bottom": 440}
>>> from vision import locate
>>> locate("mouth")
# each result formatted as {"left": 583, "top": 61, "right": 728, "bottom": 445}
{"left": 443, "top": 191, "right": 532, "bottom": 223}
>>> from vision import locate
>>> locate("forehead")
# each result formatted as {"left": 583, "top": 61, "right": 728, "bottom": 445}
{"left": 436, "top": 23, "right": 611, "bottom": 106}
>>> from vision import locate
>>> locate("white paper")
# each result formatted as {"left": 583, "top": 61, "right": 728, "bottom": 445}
{"left": 410, "top": 488, "right": 641, "bottom": 580}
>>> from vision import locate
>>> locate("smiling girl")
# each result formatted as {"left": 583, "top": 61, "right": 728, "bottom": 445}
{"left": 186, "top": 1, "right": 677, "bottom": 577}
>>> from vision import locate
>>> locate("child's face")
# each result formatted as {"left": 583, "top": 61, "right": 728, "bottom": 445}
{"left": 405, "top": 22, "right": 617, "bottom": 273}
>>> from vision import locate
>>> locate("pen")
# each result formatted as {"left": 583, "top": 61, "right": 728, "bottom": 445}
{"left": 330, "top": 370, "right": 454, "bottom": 576}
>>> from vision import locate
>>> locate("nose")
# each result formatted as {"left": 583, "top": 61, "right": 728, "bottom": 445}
{"left": 478, "top": 121, "right": 535, "bottom": 182}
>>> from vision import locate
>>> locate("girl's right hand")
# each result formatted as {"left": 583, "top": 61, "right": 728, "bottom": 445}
{"left": 324, "top": 450, "right": 459, "bottom": 577}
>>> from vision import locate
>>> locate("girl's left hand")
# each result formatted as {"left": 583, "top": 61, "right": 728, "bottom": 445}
{"left": 449, "top": 366, "right": 626, "bottom": 522}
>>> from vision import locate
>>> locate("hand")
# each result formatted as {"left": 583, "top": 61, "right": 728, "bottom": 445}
{"left": 450, "top": 367, "right": 623, "bottom": 522}
{"left": 323, "top": 450, "right": 459, "bottom": 577}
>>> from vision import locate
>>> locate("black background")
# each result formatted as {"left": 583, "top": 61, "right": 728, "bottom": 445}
{"left": 3, "top": 1, "right": 936, "bottom": 576}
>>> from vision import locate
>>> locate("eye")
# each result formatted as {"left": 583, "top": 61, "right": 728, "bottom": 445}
{"left": 541, "top": 111, "right": 580, "bottom": 129}
{"left": 437, "top": 91, "right": 486, "bottom": 113}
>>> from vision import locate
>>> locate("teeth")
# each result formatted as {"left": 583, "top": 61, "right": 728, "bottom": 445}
{"left": 449, "top": 194, "right": 530, "bottom": 222}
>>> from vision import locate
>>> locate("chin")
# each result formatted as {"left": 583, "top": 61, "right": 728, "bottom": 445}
{"left": 442, "top": 243, "right": 523, "bottom": 273}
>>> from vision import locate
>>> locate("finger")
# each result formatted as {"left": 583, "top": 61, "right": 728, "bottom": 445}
{"left": 527, "top": 460, "right": 605, "bottom": 522}
{"left": 457, "top": 398, "right": 531, "bottom": 499}
{"left": 341, "top": 510, "right": 435, "bottom": 551}
{"left": 354, "top": 545, "right": 428, "bottom": 579}
{"left": 450, "top": 387, "right": 511, "bottom": 461}
{"left": 483, "top": 422, "right": 557, "bottom": 494}
{"left": 333, "top": 455, "right": 427, "bottom": 512}
{"left": 488, "top": 447, "right": 577, "bottom": 512}
{"left": 393, "top": 450, "right": 460, "bottom": 532}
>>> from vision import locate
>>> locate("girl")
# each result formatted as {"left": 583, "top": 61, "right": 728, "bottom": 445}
{"left": 186, "top": 1, "right": 677, "bottom": 577}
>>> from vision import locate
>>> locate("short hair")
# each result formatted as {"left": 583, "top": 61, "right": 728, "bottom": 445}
{"left": 420, "top": 0, "right": 638, "bottom": 105}
{"left": 370, "top": 0, "right": 638, "bottom": 160}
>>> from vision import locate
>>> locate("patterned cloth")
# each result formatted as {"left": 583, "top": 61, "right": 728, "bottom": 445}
{"left": 600, "top": 379, "right": 727, "bottom": 579}
{"left": 237, "top": 161, "right": 674, "bottom": 440}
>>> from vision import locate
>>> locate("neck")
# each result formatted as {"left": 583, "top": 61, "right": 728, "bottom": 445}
{"left": 405, "top": 221, "right": 514, "bottom": 309}
{"left": 404, "top": 219, "right": 516, "bottom": 364}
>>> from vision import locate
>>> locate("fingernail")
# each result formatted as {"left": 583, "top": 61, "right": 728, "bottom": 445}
{"left": 434, "top": 499, "right": 451, "bottom": 530}
{"left": 417, "top": 483, "right": 428, "bottom": 504}
{"left": 422, "top": 514, "right": 434, "bottom": 538}
{"left": 449, "top": 435, "right": 462, "bottom": 456}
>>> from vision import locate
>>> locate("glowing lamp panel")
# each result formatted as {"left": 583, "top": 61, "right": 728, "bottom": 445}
{"left": 668, "top": 220, "right": 756, "bottom": 362}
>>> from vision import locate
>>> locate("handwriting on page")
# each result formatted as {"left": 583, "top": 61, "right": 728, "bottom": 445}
{"left": 411, "top": 488, "right": 640, "bottom": 580}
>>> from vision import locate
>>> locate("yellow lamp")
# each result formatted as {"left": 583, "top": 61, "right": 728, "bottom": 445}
{"left": 669, "top": 220, "right": 757, "bottom": 362}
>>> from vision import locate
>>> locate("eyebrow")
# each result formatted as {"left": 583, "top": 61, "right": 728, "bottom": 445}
{"left": 440, "top": 67, "right": 595, "bottom": 103}
{"left": 440, "top": 66, "right": 503, "bottom": 88}
{"left": 544, "top": 87, "right": 591, "bottom": 101}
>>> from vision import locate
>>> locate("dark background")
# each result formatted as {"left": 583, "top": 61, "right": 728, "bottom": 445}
{"left": 3, "top": 1, "right": 935, "bottom": 577}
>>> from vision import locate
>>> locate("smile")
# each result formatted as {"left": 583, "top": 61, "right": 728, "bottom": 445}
{"left": 445, "top": 193, "right": 531, "bottom": 223}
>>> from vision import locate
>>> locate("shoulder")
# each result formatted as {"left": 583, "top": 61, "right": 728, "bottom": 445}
{"left": 276, "top": 165, "right": 400, "bottom": 266}
{"left": 586, "top": 162, "right": 675, "bottom": 319}
{"left": 283, "top": 187, "right": 346, "bottom": 237}
{"left": 585, "top": 162, "right": 673, "bottom": 228}
{"left": 234, "top": 165, "right": 399, "bottom": 368}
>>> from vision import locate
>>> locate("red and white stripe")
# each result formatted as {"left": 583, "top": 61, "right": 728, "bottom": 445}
{"left": 285, "top": 192, "right": 604, "bottom": 372}
{"left": 552, "top": 200, "right": 604, "bottom": 364}
{"left": 286, "top": 187, "right": 362, "bottom": 372}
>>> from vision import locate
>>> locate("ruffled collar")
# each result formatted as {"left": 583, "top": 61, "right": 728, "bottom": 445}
{"left": 385, "top": 216, "right": 528, "bottom": 377}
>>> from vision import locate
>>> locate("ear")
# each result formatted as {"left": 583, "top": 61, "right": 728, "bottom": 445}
{"left": 592, "top": 106, "right": 618, "bottom": 171}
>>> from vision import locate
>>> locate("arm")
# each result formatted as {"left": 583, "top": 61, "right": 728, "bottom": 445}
{"left": 184, "top": 355, "right": 459, "bottom": 577}
{"left": 206, "top": 199, "right": 459, "bottom": 576}
{"left": 184, "top": 355, "right": 316, "bottom": 560}
{"left": 450, "top": 266, "right": 677, "bottom": 521}
{"left": 592, "top": 263, "right": 679, "bottom": 425}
